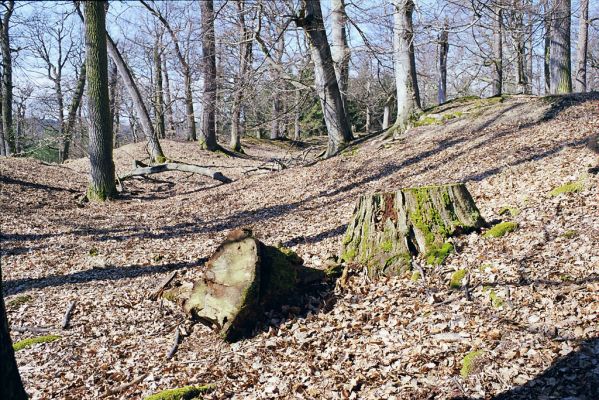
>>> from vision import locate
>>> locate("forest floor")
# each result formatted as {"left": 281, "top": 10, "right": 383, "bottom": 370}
{"left": 1, "top": 93, "right": 598, "bottom": 400}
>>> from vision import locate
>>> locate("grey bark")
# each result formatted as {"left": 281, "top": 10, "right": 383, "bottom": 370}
{"left": 62, "top": 63, "right": 86, "bottom": 161}
{"left": 437, "top": 21, "right": 449, "bottom": 104}
{"left": 492, "top": 4, "right": 503, "bottom": 96}
{"left": 525, "top": 1, "right": 534, "bottom": 94}
{"left": 297, "top": 0, "right": 353, "bottom": 157}
{"left": 108, "top": 60, "right": 118, "bottom": 146}
{"left": 84, "top": 1, "right": 116, "bottom": 200}
{"left": 199, "top": 0, "right": 218, "bottom": 150}
{"left": 331, "top": 0, "right": 349, "bottom": 114}
{"left": 0, "top": 0, "right": 14, "bottom": 155}
{"left": 543, "top": 0, "right": 551, "bottom": 94}
{"left": 550, "top": 0, "right": 572, "bottom": 94}
{"left": 270, "top": 27, "right": 285, "bottom": 140}
{"left": 574, "top": 0, "right": 589, "bottom": 92}
{"left": 153, "top": 38, "right": 165, "bottom": 140}
{"left": 391, "top": 0, "right": 421, "bottom": 134}
{"left": 162, "top": 54, "right": 175, "bottom": 137}
{"left": 0, "top": 67, "right": 4, "bottom": 156}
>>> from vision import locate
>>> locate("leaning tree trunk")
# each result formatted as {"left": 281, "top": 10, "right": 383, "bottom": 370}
{"left": 0, "top": 271, "right": 28, "bottom": 400}
{"left": 574, "top": 0, "right": 589, "bottom": 92}
{"left": 199, "top": 0, "right": 218, "bottom": 151}
{"left": 340, "top": 184, "right": 485, "bottom": 277}
{"left": 491, "top": 4, "right": 503, "bottom": 97}
{"left": 62, "top": 63, "right": 86, "bottom": 161}
{"left": 331, "top": 0, "right": 350, "bottom": 114}
{"left": 391, "top": 0, "right": 421, "bottom": 135}
{"left": 1, "top": 1, "right": 14, "bottom": 155}
{"left": 437, "top": 21, "right": 449, "bottom": 104}
{"left": 550, "top": 0, "right": 572, "bottom": 94}
{"left": 297, "top": 0, "right": 353, "bottom": 157}
{"left": 84, "top": 1, "right": 116, "bottom": 200}
{"left": 177, "top": 229, "right": 324, "bottom": 341}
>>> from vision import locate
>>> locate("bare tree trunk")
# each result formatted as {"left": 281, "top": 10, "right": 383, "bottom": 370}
{"left": 382, "top": 94, "right": 393, "bottom": 130}
{"left": 0, "top": 1, "right": 14, "bottom": 155}
{"left": 550, "top": 0, "right": 572, "bottom": 94}
{"left": 84, "top": 1, "right": 116, "bottom": 201}
{"left": 525, "top": 1, "right": 534, "bottom": 94}
{"left": 437, "top": 20, "right": 449, "bottom": 104}
{"left": 297, "top": 0, "right": 353, "bottom": 157}
{"left": 153, "top": 39, "right": 165, "bottom": 140}
{"left": 62, "top": 63, "right": 86, "bottom": 161}
{"left": 492, "top": 4, "right": 503, "bottom": 96}
{"left": 0, "top": 76, "right": 4, "bottom": 156}
{"left": 391, "top": 0, "right": 421, "bottom": 134}
{"left": 162, "top": 55, "right": 175, "bottom": 137}
{"left": 331, "top": 0, "right": 349, "bottom": 113}
{"left": 108, "top": 60, "right": 118, "bottom": 147}
{"left": 199, "top": 0, "right": 218, "bottom": 150}
{"left": 543, "top": 0, "right": 551, "bottom": 94}
{"left": 574, "top": 0, "right": 589, "bottom": 92}
{"left": 0, "top": 271, "right": 28, "bottom": 400}
{"left": 269, "top": 26, "right": 285, "bottom": 140}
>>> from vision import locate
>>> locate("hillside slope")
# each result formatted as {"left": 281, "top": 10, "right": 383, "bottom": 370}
{"left": 1, "top": 94, "right": 598, "bottom": 399}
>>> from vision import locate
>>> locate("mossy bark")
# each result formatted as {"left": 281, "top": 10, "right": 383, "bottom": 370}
{"left": 341, "top": 183, "right": 485, "bottom": 277}
{"left": 183, "top": 229, "right": 324, "bottom": 341}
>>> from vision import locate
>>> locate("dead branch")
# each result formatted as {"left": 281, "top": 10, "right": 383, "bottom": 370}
{"left": 61, "top": 301, "right": 76, "bottom": 329}
{"left": 119, "top": 161, "right": 232, "bottom": 184}
{"left": 166, "top": 327, "right": 181, "bottom": 360}
{"left": 149, "top": 271, "right": 177, "bottom": 301}
{"left": 12, "top": 325, "right": 54, "bottom": 334}
{"left": 104, "top": 374, "right": 147, "bottom": 397}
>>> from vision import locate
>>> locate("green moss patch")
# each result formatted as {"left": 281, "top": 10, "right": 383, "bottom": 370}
{"left": 549, "top": 181, "right": 584, "bottom": 196}
{"left": 562, "top": 230, "right": 578, "bottom": 239}
{"left": 498, "top": 206, "right": 520, "bottom": 217}
{"left": 144, "top": 385, "right": 214, "bottom": 400}
{"left": 410, "top": 271, "right": 421, "bottom": 281}
{"left": 450, "top": 269, "right": 467, "bottom": 289}
{"left": 460, "top": 350, "right": 485, "bottom": 377}
{"left": 426, "top": 242, "right": 454, "bottom": 265}
{"left": 13, "top": 335, "right": 61, "bottom": 352}
{"left": 7, "top": 295, "right": 33, "bottom": 308}
{"left": 484, "top": 222, "right": 518, "bottom": 238}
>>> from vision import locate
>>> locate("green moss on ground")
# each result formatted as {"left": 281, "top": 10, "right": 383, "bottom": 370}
{"left": 426, "top": 242, "right": 454, "bottom": 265}
{"left": 484, "top": 222, "right": 518, "bottom": 238}
{"left": 549, "top": 181, "right": 584, "bottom": 196}
{"left": 460, "top": 350, "right": 485, "bottom": 377}
{"left": 562, "top": 230, "right": 578, "bottom": 239}
{"left": 450, "top": 269, "right": 467, "bottom": 288}
{"left": 7, "top": 295, "right": 32, "bottom": 308}
{"left": 13, "top": 335, "right": 61, "bottom": 352}
{"left": 88, "top": 247, "right": 99, "bottom": 256}
{"left": 144, "top": 385, "right": 214, "bottom": 400}
{"left": 410, "top": 271, "right": 421, "bottom": 281}
{"left": 498, "top": 206, "right": 520, "bottom": 217}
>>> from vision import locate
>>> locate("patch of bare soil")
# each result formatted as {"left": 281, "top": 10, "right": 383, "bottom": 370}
{"left": 1, "top": 93, "right": 598, "bottom": 399}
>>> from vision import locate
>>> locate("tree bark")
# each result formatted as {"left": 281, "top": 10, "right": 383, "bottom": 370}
{"left": 331, "top": 0, "right": 349, "bottom": 114}
{"left": 270, "top": 28, "right": 285, "bottom": 141}
{"left": 574, "top": 0, "right": 589, "bottom": 92}
{"left": 0, "top": 67, "right": 5, "bottom": 156}
{"left": 0, "top": 271, "right": 28, "bottom": 400}
{"left": 391, "top": 0, "right": 421, "bottom": 134}
{"left": 340, "top": 184, "right": 485, "bottom": 277}
{"left": 550, "top": 0, "right": 572, "bottom": 94}
{"left": 491, "top": 4, "right": 503, "bottom": 96}
{"left": 437, "top": 21, "right": 449, "bottom": 104}
{"left": 62, "top": 63, "right": 86, "bottom": 161}
{"left": 108, "top": 60, "right": 119, "bottom": 147}
{"left": 0, "top": 0, "right": 14, "bottom": 155}
{"left": 525, "top": 1, "right": 534, "bottom": 94}
{"left": 84, "top": 1, "right": 116, "bottom": 201}
{"left": 162, "top": 56, "right": 175, "bottom": 137}
{"left": 153, "top": 39, "right": 166, "bottom": 140}
{"left": 199, "top": 0, "right": 218, "bottom": 150}
{"left": 297, "top": 0, "right": 353, "bottom": 157}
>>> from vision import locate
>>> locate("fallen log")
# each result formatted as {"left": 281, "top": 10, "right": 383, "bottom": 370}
{"left": 178, "top": 228, "right": 324, "bottom": 341}
{"left": 340, "top": 183, "right": 485, "bottom": 277}
{"left": 119, "top": 161, "right": 232, "bottom": 184}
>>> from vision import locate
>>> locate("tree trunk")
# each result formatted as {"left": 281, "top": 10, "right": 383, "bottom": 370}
{"left": 525, "top": 1, "right": 534, "bottom": 94}
{"left": 0, "top": 76, "right": 5, "bottom": 156}
{"left": 550, "top": 0, "right": 572, "bottom": 94}
{"left": 108, "top": 60, "right": 118, "bottom": 147}
{"left": 153, "top": 40, "right": 165, "bottom": 140}
{"left": 162, "top": 56, "right": 175, "bottom": 137}
{"left": 340, "top": 184, "right": 485, "bottom": 277}
{"left": 0, "top": 1, "right": 14, "bottom": 155}
{"left": 543, "top": 0, "right": 551, "bottom": 94}
{"left": 492, "top": 4, "right": 503, "bottom": 96}
{"left": 84, "top": 1, "right": 116, "bottom": 201}
{"left": 382, "top": 94, "right": 392, "bottom": 130}
{"left": 438, "top": 21, "right": 449, "bottom": 104}
{"left": 574, "top": 0, "right": 589, "bottom": 92}
{"left": 178, "top": 229, "right": 324, "bottom": 341}
{"left": 199, "top": 0, "right": 218, "bottom": 151}
{"left": 297, "top": 0, "right": 353, "bottom": 157}
{"left": 391, "top": 0, "right": 421, "bottom": 135}
{"left": 62, "top": 63, "right": 86, "bottom": 161}
{"left": 331, "top": 0, "right": 349, "bottom": 114}
{"left": 269, "top": 26, "right": 285, "bottom": 141}
{"left": 0, "top": 271, "right": 28, "bottom": 400}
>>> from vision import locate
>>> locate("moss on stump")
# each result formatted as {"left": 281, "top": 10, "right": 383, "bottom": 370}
{"left": 182, "top": 229, "right": 324, "bottom": 341}
{"left": 340, "top": 183, "right": 485, "bottom": 277}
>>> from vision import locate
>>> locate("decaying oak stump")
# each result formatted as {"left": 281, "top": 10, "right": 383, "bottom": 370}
{"left": 182, "top": 229, "right": 324, "bottom": 341}
{"left": 340, "top": 183, "right": 485, "bottom": 277}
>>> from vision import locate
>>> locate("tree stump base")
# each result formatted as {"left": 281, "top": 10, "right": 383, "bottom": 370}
{"left": 340, "top": 183, "right": 485, "bottom": 277}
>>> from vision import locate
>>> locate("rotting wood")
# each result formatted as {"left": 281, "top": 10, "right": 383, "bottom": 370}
{"left": 149, "top": 271, "right": 177, "bottom": 301}
{"left": 119, "top": 161, "right": 232, "bottom": 184}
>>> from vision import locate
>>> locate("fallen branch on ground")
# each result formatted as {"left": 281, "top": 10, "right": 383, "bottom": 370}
{"left": 62, "top": 301, "right": 76, "bottom": 329}
{"left": 149, "top": 271, "right": 177, "bottom": 301}
{"left": 166, "top": 327, "right": 181, "bottom": 359}
{"left": 119, "top": 161, "right": 232, "bottom": 183}
{"left": 12, "top": 325, "right": 54, "bottom": 334}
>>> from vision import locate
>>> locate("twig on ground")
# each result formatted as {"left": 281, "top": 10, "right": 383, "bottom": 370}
{"left": 62, "top": 301, "right": 76, "bottom": 329}
{"left": 167, "top": 327, "right": 181, "bottom": 360}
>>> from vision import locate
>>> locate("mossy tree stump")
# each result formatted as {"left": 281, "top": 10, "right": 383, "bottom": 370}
{"left": 182, "top": 229, "right": 324, "bottom": 341}
{"left": 341, "top": 184, "right": 485, "bottom": 277}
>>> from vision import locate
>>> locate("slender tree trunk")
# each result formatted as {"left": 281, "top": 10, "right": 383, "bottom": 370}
{"left": 0, "top": 271, "right": 28, "bottom": 400}
{"left": 525, "top": 0, "right": 534, "bottom": 94}
{"left": 297, "top": 0, "right": 353, "bottom": 157}
{"left": 162, "top": 55, "right": 175, "bottom": 137}
{"left": 543, "top": 0, "right": 551, "bottom": 94}
{"left": 0, "top": 1, "right": 14, "bottom": 155}
{"left": 382, "top": 93, "right": 393, "bottom": 130}
{"left": 84, "top": 1, "right": 116, "bottom": 201}
{"left": 391, "top": 0, "right": 421, "bottom": 134}
{"left": 153, "top": 40, "right": 165, "bottom": 140}
{"left": 269, "top": 26, "right": 285, "bottom": 140}
{"left": 0, "top": 76, "right": 5, "bottom": 156}
{"left": 62, "top": 63, "right": 86, "bottom": 162}
{"left": 182, "top": 72, "right": 196, "bottom": 141}
{"left": 108, "top": 60, "right": 118, "bottom": 147}
{"left": 199, "top": 0, "right": 218, "bottom": 150}
{"left": 331, "top": 0, "right": 350, "bottom": 114}
{"left": 492, "top": 4, "right": 503, "bottom": 96}
{"left": 550, "top": 0, "right": 572, "bottom": 94}
{"left": 438, "top": 21, "right": 449, "bottom": 104}
{"left": 574, "top": 0, "right": 589, "bottom": 92}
